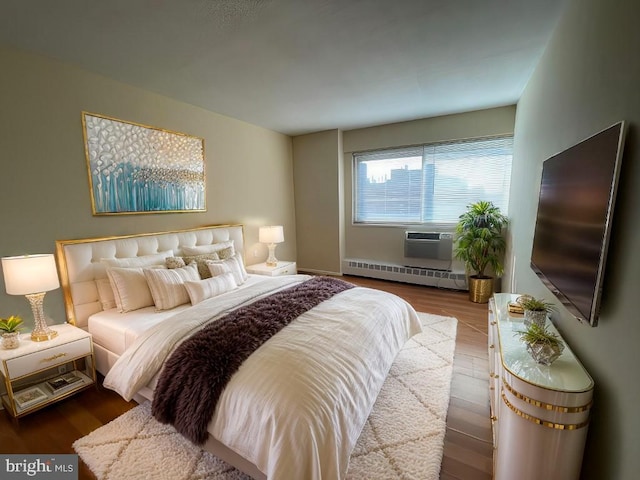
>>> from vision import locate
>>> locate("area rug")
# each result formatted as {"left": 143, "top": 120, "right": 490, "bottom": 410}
{"left": 73, "top": 312, "right": 457, "bottom": 480}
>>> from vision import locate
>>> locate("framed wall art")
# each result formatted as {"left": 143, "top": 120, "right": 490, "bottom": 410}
{"left": 82, "top": 112, "right": 206, "bottom": 215}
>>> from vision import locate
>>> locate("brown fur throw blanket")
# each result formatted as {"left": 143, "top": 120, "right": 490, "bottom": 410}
{"left": 151, "top": 276, "right": 354, "bottom": 444}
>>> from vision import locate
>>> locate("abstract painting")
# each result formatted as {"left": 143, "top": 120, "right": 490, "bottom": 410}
{"left": 82, "top": 112, "right": 206, "bottom": 215}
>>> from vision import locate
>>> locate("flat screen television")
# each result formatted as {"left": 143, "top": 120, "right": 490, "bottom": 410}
{"left": 530, "top": 121, "right": 626, "bottom": 327}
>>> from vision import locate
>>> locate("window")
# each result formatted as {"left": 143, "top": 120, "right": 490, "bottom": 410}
{"left": 353, "top": 136, "right": 512, "bottom": 226}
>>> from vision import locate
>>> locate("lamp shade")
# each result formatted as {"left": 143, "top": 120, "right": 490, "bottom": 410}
{"left": 2, "top": 254, "right": 60, "bottom": 295}
{"left": 259, "top": 225, "right": 284, "bottom": 244}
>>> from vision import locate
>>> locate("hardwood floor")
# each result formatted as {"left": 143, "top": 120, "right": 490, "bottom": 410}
{"left": 0, "top": 275, "right": 492, "bottom": 479}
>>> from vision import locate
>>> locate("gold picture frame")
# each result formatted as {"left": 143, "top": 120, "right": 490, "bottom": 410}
{"left": 82, "top": 112, "right": 206, "bottom": 215}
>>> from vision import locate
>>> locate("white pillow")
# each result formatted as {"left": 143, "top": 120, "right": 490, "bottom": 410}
{"left": 182, "top": 240, "right": 234, "bottom": 257}
{"left": 96, "top": 277, "right": 116, "bottom": 310}
{"left": 106, "top": 267, "right": 155, "bottom": 313}
{"left": 206, "top": 254, "right": 248, "bottom": 285}
{"left": 101, "top": 250, "right": 173, "bottom": 268}
{"left": 143, "top": 262, "right": 200, "bottom": 311}
{"left": 184, "top": 272, "right": 238, "bottom": 305}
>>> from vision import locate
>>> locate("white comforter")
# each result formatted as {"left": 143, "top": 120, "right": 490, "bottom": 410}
{"left": 104, "top": 275, "right": 422, "bottom": 480}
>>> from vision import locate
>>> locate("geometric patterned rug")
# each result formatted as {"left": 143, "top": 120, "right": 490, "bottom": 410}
{"left": 74, "top": 313, "right": 457, "bottom": 480}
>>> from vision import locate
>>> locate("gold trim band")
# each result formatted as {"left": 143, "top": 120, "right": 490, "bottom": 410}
{"left": 502, "top": 379, "right": 592, "bottom": 413}
{"left": 501, "top": 391, "right": 589, "bottom": 430}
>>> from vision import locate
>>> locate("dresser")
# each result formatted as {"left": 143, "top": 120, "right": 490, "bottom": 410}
{"left": 489, "top": 293, "right": 594, "bottom": 480}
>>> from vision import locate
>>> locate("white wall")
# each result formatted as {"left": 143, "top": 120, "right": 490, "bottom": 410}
{"left": 0, "top": 45, "right": 296, "bottom": 328}
{"left": 507, "top": 0, "right": 640, "bottom": 477}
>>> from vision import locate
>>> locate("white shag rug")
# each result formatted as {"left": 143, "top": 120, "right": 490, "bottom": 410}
{"left": 74, "top": 313, "right": 457, "bottom": 480}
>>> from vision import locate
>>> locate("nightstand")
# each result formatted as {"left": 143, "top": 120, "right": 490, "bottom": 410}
{"left": 246, "top": 261, "right": 297, "bottom": 276}
{"left": 0, "top": 323, "right": 96, "bottom": 418}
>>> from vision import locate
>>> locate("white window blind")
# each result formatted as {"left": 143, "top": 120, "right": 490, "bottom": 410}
{"left": 353, "top": 136, "right": 512, "bottom": 225}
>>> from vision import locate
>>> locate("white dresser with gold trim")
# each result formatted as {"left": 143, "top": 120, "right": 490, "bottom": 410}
{"left": 489, "top": 293, "right": 594, "bottom": 480}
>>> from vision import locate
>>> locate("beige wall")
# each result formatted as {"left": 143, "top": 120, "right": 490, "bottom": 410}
{"left": 343, "top": 106, "right": 516, "bottom": 266}
{"left": 292, "top": 129, "right": 343, "bottom": 274}
{"left": 0, "top": 45, "right": 295, "bottom": 328}
{"left": 507, "top": 0, "right": 640, "bottom": 477}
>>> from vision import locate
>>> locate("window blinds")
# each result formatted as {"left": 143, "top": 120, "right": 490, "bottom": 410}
{"left": 353, "top": 135, "right": 512, "bottom": 225}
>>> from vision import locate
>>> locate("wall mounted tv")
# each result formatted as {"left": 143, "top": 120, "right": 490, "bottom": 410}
{"left": 530, "top": 121, "right": 626, "bottom": 327}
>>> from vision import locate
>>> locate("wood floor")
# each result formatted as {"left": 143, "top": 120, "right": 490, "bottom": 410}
{"left": 0, "top": 275, "right": 492, "bottom": 479}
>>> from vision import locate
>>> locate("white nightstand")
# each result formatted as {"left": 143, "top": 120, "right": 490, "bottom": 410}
{"left": 246, "top": 261, "right": 297, "bottom": 276}
{"left": 0, "top": 323, "right": 96, "bottom": 418}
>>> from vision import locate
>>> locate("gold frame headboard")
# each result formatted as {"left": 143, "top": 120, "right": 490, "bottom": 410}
{"left": 55, "top": 224, "right": 245, "bottom": 328}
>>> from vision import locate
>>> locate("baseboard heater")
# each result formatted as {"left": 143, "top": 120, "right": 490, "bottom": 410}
{"left": 342, "top": 259, "right": 468, "bottom": 291}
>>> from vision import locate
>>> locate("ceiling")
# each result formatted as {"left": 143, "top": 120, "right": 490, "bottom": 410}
{"left": 0, "top": 0, "right": 567, "bottom": 136}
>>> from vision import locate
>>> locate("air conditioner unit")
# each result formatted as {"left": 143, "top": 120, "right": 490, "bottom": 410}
{"left": 404, "top": 232, "right": 453, "bottom": 261}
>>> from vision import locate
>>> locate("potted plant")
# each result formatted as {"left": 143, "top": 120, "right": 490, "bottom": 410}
{"left": 519, "top": 296, "right": 554, "bottom": 328}
{"left": 0, "top": 315, "right": 23, "bottom": 350}
{"left": 516, "top": 323, "right": 565, "bottom": 365}
{"left": 454, "top": 201, "right": 509, "bottom": 303}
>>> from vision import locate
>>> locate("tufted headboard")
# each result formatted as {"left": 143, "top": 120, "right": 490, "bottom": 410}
{"left": 55, "top": 224, "right": 245, "bottom": 329}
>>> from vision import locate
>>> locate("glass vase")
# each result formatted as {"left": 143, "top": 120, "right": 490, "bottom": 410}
{"left": 524, "top": 310, "right": 547, "bottom": 328}
{"left": 526, "top": 341, "right": 565, "bottom": 366}
{"left": 1, "top": 332, "right": 20, "bottom": 349}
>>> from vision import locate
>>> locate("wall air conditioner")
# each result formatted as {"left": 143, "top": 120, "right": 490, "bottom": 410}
{"left": 404, "top": 231, "right": 453, "bottom": 261}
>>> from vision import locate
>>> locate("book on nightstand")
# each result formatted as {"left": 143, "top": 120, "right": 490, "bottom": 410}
{"left": 44, "top": 372, "right": 83, "bottom": 394}
{"left": 14, "top": 386, "right": 48, "bottom": 409}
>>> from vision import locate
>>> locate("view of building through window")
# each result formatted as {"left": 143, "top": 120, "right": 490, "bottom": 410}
{"left": 354, "top": 136, "right": 512, "bottom": 225}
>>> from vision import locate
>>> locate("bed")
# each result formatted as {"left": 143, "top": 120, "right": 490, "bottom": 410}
{"left": 56, "top": 224, "right": 422, "bottom": 480}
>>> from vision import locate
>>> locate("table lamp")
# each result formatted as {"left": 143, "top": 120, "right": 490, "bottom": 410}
{"left": 259, "top": 226, "right": 284, "bottom": 267}
{"left": 2, "top": 254, "right": 60, "bottom": 341}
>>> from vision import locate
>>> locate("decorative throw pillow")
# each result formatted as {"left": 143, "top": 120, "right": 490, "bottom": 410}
{"left": 106, "top": 267, "right": 156, "bottom": 313}
{"left": 167, "top": 253, "right": 220, "bottom": 279}
{"left": 96, "top": 277, "right": 117, "bottom": 310}
{"left": 184, "top": 272, "right": 238, "bottom": 305}
{"left": 181, "top": 240, "right": 235, "bottom": 257}
{"left": 216, "top": 246, "right": 234, "bottom": 260}
{"left": 143, "top": 262, "right": 200, "bottom": 311}
{"left": 101, "top": 250, "right": 173, "bottom": 269}
{"left": 206, "top": 254, "right": 248, "bottom": 286}
{"left": 207, "top": 260, "right": 231, "bottom": 277}
{"left": 165, "top": 256, "right": 186, "bottom": 269}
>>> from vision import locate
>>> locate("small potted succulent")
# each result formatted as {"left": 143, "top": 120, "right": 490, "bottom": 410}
{"left": 516, "top": 323, "right": 565, "bottom": 366}
{"left": 0, "top": 315, "right": 23, "bottom": 349}
{"left": 519, "top": 296, "right": 554, "bottom": 328}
